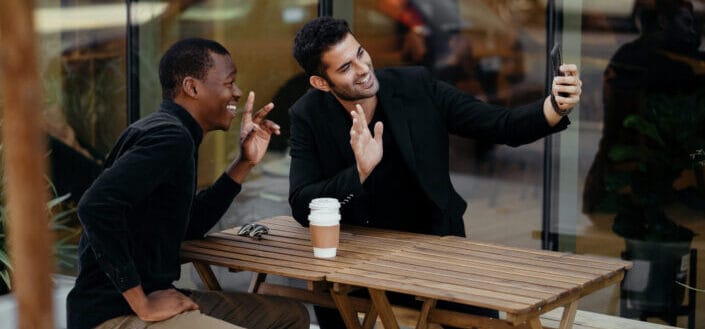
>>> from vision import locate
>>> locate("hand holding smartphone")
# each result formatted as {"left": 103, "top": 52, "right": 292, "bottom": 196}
{"left": 550, "top": 43, "right": 569, "bottom": 97}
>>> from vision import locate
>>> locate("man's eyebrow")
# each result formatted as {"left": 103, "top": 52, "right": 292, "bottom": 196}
{"left": 336, "top": 60, "right": 351, "bottom": 72}
{"left": 335, "top": 46, "right": 363, "bottom": 72}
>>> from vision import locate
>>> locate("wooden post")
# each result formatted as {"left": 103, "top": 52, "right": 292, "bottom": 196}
{"left": 0, "top": 1, "right": 55, "bottom": 329}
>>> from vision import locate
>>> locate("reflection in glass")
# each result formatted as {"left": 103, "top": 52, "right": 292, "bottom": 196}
{"left": 36, "top": 0, "right": 129, "bottom": 203}
{"left": 355, "top": 0, "right": 547, "bottom": 249}
{"left": 578, "top": 0, "right": 704, "bottom": 326}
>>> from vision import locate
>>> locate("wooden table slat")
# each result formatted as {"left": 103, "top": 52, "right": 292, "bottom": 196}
{"left": 410, "top": 243, "right": 624, "bottom": 276}
{"left": 326, "top": 270, "right": 538, "bottom": 313}
{"left": 436, "top": 237, "right": 632, "bottom": 269}
{"left": 347, "top": 259, "right": 569, "bottom": 299}
{"left": 180, "top": 251, "right": 325, "bottom": 281}
{"left": 195, "top": 237, "right": 382, "bottom": 263}
{"left": 377, "top": 253, "right": 590, "bottom": 287}
{"left": 181, "top": 243, "right": 347, "bottom": 272}
{"left": 328, "top": 267, "right": 547, "bottom": 306}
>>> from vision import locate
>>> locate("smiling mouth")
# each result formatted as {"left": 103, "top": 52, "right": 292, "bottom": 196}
{"left": 356, "top": 75, "right": 370, "bottom": 85}
{"left": 226, "top": 104, "right": 238, "bottom": 115}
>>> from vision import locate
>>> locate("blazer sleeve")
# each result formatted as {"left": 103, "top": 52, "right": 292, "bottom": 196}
{"left": 416, "top": 67, "right": 569, "bottom": 146}
{"left": 185, "top": 173, "right": 242, "bottom": 240}
{"left": 288, "top": 107, "right": 365, "bottom": 226}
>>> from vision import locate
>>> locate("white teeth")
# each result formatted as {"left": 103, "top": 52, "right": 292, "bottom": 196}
{"left": 226, "top": 105, "right": 237, "bottom": 114}
{"left": 357, "top": 75, "right": 369, "bottom": 85}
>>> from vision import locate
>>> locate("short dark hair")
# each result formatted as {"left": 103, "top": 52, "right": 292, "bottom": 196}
{"left": 159, "top": 38, "right": 230, "bottom": 100}
{"left": 293, "top": 16, "right": 351, "bottom": 77}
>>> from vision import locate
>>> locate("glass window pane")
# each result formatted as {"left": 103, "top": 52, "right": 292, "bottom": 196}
{"left": 0, "top": 0, "right": 130, "bottom": 279}
{"left": 134, "top": 0, "right": 317, "bottom": 227}
{"left": 36, "top": 0, "right": 128, "bottom": 206}
{"left": 353, "top": 0, "right": 548, "bottom": 249}
{"left": 556, "top": 0, "right": 705, "bottom": 326}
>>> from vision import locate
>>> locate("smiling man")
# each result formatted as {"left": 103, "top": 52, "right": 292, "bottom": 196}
{"left": 288, "top": 17, "right": 582, "bottom": 328}
{"left": 67, "top": 38, "right": 309, "bottom": 329}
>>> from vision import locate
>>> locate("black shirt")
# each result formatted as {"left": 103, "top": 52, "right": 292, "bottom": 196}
{"left": 67, "top": 101, "right": 242, "bottom": 329}
{"left": 362, "top": 105, "right": 433, "bottom": 233}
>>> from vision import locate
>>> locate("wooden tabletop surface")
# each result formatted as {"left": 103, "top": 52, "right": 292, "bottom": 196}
{"left": 181, "top": 216, "right": 631, "bottom": 324}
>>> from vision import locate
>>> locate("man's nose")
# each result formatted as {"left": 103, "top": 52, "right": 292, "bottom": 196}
{"left": 353, "top": 60, "right": 369, "bottom": 75}
{"left": 232, "top": 84, "right": 242, "bottom": 99}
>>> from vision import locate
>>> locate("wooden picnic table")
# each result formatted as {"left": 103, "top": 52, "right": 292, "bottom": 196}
{"left": 180, "top": 216, "right": 632, "bottom": 329}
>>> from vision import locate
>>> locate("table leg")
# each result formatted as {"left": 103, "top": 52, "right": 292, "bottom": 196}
{"left": 527, "top": 317, "right": 543, "bottom": 329}
{"left": 248, "top": 273, "right": 267, "bottom": 293}
{"left": 368, "top": 288, "right": 400, "bottom": 329}
{"left": 192, "top": 261, "right": 222, "bottom": 291}
{"left": 558, "top": 301, "right": 579, "bottom": 329}
{"left": 362, "top": 304, "right": 378, "bottom": 329}
{"left": 330, "top": 286, "right": 363, "bottom": 329}
{"left": 416, "top": 298, "right": 437, "bottom": 329}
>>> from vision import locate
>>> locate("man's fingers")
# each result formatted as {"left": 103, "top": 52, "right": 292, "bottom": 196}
{"left": 253, "top": 103, "right": 275, "bottom": 123}
{"left": 243, "top": 91, "right": 255, "bottom": 114}
{"left": 355, "top": 104, "right": 368, "bottom": 123}
{"left": 262, "top": 120, "right": 281, "bottom": 135}
{"left": 182, "top": 297, "right": 199, "bottom": 310}
{"left": 241, "top": 91, "right": 255, "bottom": 127}
{"left": 560, "top": 64, "right": 579, "bottom": 76}
{"left": 373, "top": 122, "right": 383, "bottom": 142}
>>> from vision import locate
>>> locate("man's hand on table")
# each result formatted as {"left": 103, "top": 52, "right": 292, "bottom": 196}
{"left": 123, "top": 285, "right": 199, "bottom": 322}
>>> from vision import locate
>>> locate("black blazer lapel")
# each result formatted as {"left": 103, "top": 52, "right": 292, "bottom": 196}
{"left": 378, "top": 71, "right": 449, "bottom": 210}
{"left": 320, "top": 93, "right": 357, "bottom": 166}
{"left": 377, "top": 84, "right": 417, "bottom": 175}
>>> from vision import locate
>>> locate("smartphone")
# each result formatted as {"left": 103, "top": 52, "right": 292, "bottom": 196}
{"left": 550, "top": 43, "right": 569, "bottom": 97}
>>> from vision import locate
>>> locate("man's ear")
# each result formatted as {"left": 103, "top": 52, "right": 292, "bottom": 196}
{"left": 182, "top": 77, "right": 198, "bottom": 98}
{"left": 309, "top": 75, "right": 331, "bottom": 92}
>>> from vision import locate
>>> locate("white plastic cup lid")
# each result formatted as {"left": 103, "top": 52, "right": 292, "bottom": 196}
{"left": 309, "top": 198, "right": 340, "bottom": 210}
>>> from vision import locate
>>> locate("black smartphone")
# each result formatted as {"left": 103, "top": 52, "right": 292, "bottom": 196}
{"left": 550, "top": 43, "right": 569, "bottom": 97}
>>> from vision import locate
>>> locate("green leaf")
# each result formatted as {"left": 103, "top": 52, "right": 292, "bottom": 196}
{"left": 0, "top": 248, "right": 9, "bottom": 269}
{"left": 623, "top": 115, "right": 665, "bottom": 146}
{"left": 608, "top": 144, "right": 645, "bottom": 162}
{"left": 47, "top": 193, "right": 71, "bottom": 209}
{"left": 0, "top": 270, "right": 10, "bottom": 290}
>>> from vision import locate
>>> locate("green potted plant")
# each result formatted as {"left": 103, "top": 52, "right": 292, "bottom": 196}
{"left": 606, "top": 91, "right": 704, "bottom": 316}
{"left": 0, "top": 143, "right": 80, "bottom": 295}
{"left": 0, "top": 191, "right": 79, "bottom": 296}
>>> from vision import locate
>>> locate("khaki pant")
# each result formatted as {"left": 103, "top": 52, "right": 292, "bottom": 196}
{"left": 95, "top": 290, "right": 309, "bottom": 329}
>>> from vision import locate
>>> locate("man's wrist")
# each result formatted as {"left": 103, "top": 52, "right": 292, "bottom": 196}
{"left": 227, "top": 157, "right": 256, "bottom": 184}
{"left": 122, "top": 285, "right": 149, "bottom": 317}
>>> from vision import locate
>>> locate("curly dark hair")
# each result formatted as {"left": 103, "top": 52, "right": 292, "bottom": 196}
{"left": 159, "top": 38, "right": 230, "bottom": 100}
{"left": 293, "top": 16, "right": 351, "bottom": 77}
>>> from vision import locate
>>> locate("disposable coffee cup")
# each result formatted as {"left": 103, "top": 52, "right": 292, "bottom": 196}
{"left": 308, "top": 198, "right": 341, "bottom": 258}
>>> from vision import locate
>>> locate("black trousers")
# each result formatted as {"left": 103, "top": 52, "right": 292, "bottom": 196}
{"left": 315, "top": 290, "right": 498, "bottom": 329}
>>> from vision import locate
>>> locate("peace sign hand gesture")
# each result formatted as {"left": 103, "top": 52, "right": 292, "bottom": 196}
{"left": 239, "top": 91, "right": 280, "bottom": 166}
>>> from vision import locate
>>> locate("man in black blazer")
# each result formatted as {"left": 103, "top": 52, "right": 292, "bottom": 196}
{"left": 288, "top": 16, "right": 582, "bottom": 327}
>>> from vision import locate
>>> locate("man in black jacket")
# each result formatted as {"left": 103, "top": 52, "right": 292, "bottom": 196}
{"left": 288, "top": 17, "right": 581, "bottom": 328}
{"left": 67, "top": 38, "right": 309, "bottom": 329}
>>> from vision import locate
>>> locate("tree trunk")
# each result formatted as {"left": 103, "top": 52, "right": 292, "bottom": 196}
{"left": 0, "top": 0, "right": 55, "bottom": 328}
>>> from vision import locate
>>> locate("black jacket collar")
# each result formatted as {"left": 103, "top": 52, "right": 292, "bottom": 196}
{"left": 159, "top": 100, "right": 204, "bottom": 147}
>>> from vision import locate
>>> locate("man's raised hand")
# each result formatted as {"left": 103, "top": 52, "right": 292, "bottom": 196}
{"left": 349, "top": 104, "right": 383, "bottom": 183}
{"left": 239, "top": 91, "right": 280, "bottom": 166}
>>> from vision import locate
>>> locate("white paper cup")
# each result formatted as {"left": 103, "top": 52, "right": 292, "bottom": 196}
{"left": 308, "top": 198, "right": 341, "bottom": 258}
